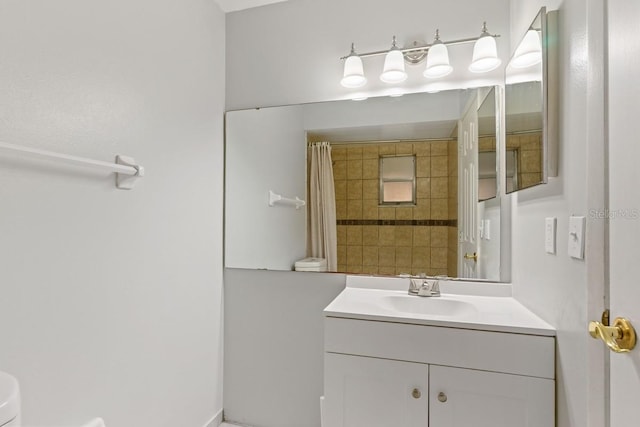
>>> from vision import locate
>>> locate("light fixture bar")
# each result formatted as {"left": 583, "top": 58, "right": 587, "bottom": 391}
{"left": 339, "top": 34, "right": 500, "bottom": 60}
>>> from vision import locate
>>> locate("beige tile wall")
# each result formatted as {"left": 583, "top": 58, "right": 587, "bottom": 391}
{"left": 333, "top": 140, "right": 457, "bottom": 276}
{"left": 506, "top": 132, "right": 543, "bottom": 189}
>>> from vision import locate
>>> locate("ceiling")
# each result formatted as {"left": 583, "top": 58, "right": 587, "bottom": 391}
{"left": 214, "top": 0, "right": 290, "bottom": 13}
{"left": 307, "top": 120, "right": 458, "bottom": 143}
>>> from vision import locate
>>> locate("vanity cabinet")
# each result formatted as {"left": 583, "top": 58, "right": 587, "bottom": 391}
{"left": 323, "top": 317, "right": 555, "bottom": 427}
{"left": 429, "top": 365, "right": 554, "bottom": 427}
{"left": 325, "top": 353, "right": 429, "bottom": 427}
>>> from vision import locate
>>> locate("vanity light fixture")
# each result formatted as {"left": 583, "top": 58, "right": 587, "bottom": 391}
{"left": 340, "top": 23, "right": 501, "bottom": 88}
{"left": 510, "top": 29, "right": 542, "bottom": 68}
{"left": 340, "top": 43, "right": 367, "bottom": 88}
{"left": 469, "top": 22, "right": 502, "bottom": 73}
{"left": 424, "top": 30, "right": 453, "bottom": 78}
{"left": 380, "top": 36, "right": 408, "bottom": 83}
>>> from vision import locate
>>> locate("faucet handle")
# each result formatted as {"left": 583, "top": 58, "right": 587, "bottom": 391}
{"left": 408, "top": 278, "right": 422, "bottom": 295}
{"left": 430, "top": 279, "right": 441, "bottom": 296}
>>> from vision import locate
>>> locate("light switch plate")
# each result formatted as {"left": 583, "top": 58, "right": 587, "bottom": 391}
{"left": 545, "top": 217, "right": 556, "bottom": 254}
{"left": 568, "top": 216, "right": 586, "bottom": 259}
{"left": 484, "top": 220, "right": 491, "bottom": 240}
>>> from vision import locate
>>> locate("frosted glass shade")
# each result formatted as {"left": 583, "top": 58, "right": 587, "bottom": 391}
{"left": 424, "top": 43, "right": 453, "bottom": 78}
{"left": 469, "top": 35, "right": 502, "bottom": 73}
{"left": 341, "top": 54, "right": 367, "bottom": 88}
{"left": 511, "top": 30, "right": 542, "bottom": 68}
{"left": 380, "top": 49, "right": 407, "bottom": 83}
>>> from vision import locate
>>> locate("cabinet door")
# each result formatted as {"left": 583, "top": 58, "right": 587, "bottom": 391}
{"left": 324, "top": 353, "right": 428, "bottom": 427}
{"left": 429, "top": 366, "right": 554, "bottom": 427}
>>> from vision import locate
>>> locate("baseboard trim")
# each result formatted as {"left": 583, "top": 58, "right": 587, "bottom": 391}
{"left": 204, "top": 408, "right": 224, "bottom": 427}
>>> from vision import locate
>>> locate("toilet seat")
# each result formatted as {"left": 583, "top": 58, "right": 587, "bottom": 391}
{"left": 0, "top": 371, "right": 20, "bottom": 427}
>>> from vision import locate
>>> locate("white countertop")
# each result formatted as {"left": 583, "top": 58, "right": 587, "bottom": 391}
{"left": 324, "top": 276, "right": 555, "bottom": 336}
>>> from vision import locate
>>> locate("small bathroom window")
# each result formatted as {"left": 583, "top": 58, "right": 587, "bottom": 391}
{"left": 379, "top": 155, "right": 416, "bottom": 205}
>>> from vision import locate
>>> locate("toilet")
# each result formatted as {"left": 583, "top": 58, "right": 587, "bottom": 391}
{"left": 0, "top": 371, "right": 20, "bottom": 426}
{"left": 294, "top": 257, "right": 327, "bottom": 272}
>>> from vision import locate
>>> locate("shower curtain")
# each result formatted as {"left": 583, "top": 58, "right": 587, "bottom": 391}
{"left": 308, "top": 141, "right": 338, "bottom": 272}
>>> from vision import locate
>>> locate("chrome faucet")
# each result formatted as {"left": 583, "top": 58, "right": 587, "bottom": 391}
{"left": 407, "top": 275, "right": 441, "bottom": 297}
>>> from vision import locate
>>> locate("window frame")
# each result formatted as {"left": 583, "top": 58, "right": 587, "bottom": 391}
{"left": 378, "top": 154, "right": 417, "bottom": 206}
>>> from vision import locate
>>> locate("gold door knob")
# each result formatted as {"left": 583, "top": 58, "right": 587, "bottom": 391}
{"left": 464, "top": 252, "right": 478, "bottom": 262}
{"left": 589, "top": 317, "right": 636, "bottom": 353}
{"left": 437, "top": 392, "right": 447, "bottom": 403}
{"left": 411, "top": 388, "right": 421, "bottom": 399}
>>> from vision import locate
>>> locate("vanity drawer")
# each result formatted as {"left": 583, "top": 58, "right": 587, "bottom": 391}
{"left": 325, "top": 317, "right": 555, "bottom": 379}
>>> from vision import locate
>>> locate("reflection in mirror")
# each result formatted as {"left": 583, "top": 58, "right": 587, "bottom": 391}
{"left": 327, "top": 129, "right": 459, "bottom": 278}
{"left": 224, "top": 88, "right": 505, "bottom": 281}
{"left": 379, "top": 155, "right": 416, "bottom": 205}
{"left": 505, "top": 81, "right": 543, "bottom": 191}
{"left": 474, "top": 87, "right": 501, "bottom": 281}
{"left": 478, "top": 87, "right": 497, "bottom": 202}
{"left": 504, "top": 7, "right": 548, "bottom": 192}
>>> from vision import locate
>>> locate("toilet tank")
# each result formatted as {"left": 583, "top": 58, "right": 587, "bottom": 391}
{"left": 294, "top": 257, "right": 328, "bottom": 272}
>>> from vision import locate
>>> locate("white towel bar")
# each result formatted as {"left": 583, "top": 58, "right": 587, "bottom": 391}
{"left": 269, "top": 190, "right": 306, "bottom": 210}
{"left": 0, "top": 141, "right": 144, "bottom": 190}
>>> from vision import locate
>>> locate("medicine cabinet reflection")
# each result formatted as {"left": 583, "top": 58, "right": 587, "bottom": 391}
{"left": 504, "top": 7, "right": 558, "bottom": 193}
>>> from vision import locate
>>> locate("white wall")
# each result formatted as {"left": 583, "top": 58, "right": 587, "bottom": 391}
{"left": 224, "top": 1, "right": 510, "bottom": 426}
{"left": 0, "top": 1, "right": 225, "bottom": 426}
{"left": 223, "top": 269, "right": 345, "bottom": 427}
{"left": 509, "top": 1, "right": 606, "bottom": 427}
{"left": 225, "top": 106, "right": 307, "bottom": 270}
{"left": 302, "top": 90, "right": 463, "bottom": 132}
{"left": 226, "top": 0, "right": 510, "bottom": 110}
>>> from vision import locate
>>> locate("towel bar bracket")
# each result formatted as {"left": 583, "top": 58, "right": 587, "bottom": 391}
{"left": 116, "top": 155, "right": 145, "bottom": 190}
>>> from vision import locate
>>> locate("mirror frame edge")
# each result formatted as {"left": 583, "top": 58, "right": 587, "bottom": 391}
{"left": 496, "top": 85, "right": 512, "bottom": 283}
{"left": 545, "top": 9, "right": 559, "bottom": 178}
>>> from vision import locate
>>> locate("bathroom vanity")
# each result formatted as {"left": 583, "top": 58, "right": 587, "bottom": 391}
{"left": 323, "top": 277, "right": 555, "bottom": 427}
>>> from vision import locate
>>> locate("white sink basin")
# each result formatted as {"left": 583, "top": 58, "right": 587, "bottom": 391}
{"left": 323, "top": 276, "right": 556, "bottom": 335}
{"left": 379, "top": 295, "right": 478, "bottom": 317}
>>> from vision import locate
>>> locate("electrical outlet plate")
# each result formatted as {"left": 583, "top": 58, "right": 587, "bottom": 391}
{"left": 568, "top": 216, "right": 586, "bottom": 259}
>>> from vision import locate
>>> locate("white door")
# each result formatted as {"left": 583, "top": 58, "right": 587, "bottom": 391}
{"left": 323, "top": 353, "right": 428, "bottom": 427}
{"left": 429, "top": 366, "right": 554, "bottom": 427}
{"left": 458, "top": 94, "right": 479, "bottom": 278}
{"left": 607, "top": 1, "right": 640, "bottom": 425}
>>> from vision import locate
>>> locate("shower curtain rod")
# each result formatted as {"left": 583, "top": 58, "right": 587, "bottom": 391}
{"left": 0, "top": 141, "right": 145, "bottom": 190}
{"left": 325, "top": 137, "right": 457, "bottom": 146}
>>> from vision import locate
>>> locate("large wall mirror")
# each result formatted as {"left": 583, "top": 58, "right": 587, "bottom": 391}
{"left": 225, "top": 87, "right": 507, "bottom": 282}
{"left": 504, "top": 7, "right": 558, "bottom": 193}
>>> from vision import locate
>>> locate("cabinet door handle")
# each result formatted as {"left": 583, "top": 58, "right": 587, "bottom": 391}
{"left": 411, "top": 388, "right": 421, "bottom": 399}
{"left": 437, "top": 392, "right": 447, "bottom": 403}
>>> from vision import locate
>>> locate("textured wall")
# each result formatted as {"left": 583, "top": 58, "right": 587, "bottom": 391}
{"left": 0, "top": 1, "right": 225, "bottom": 425}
